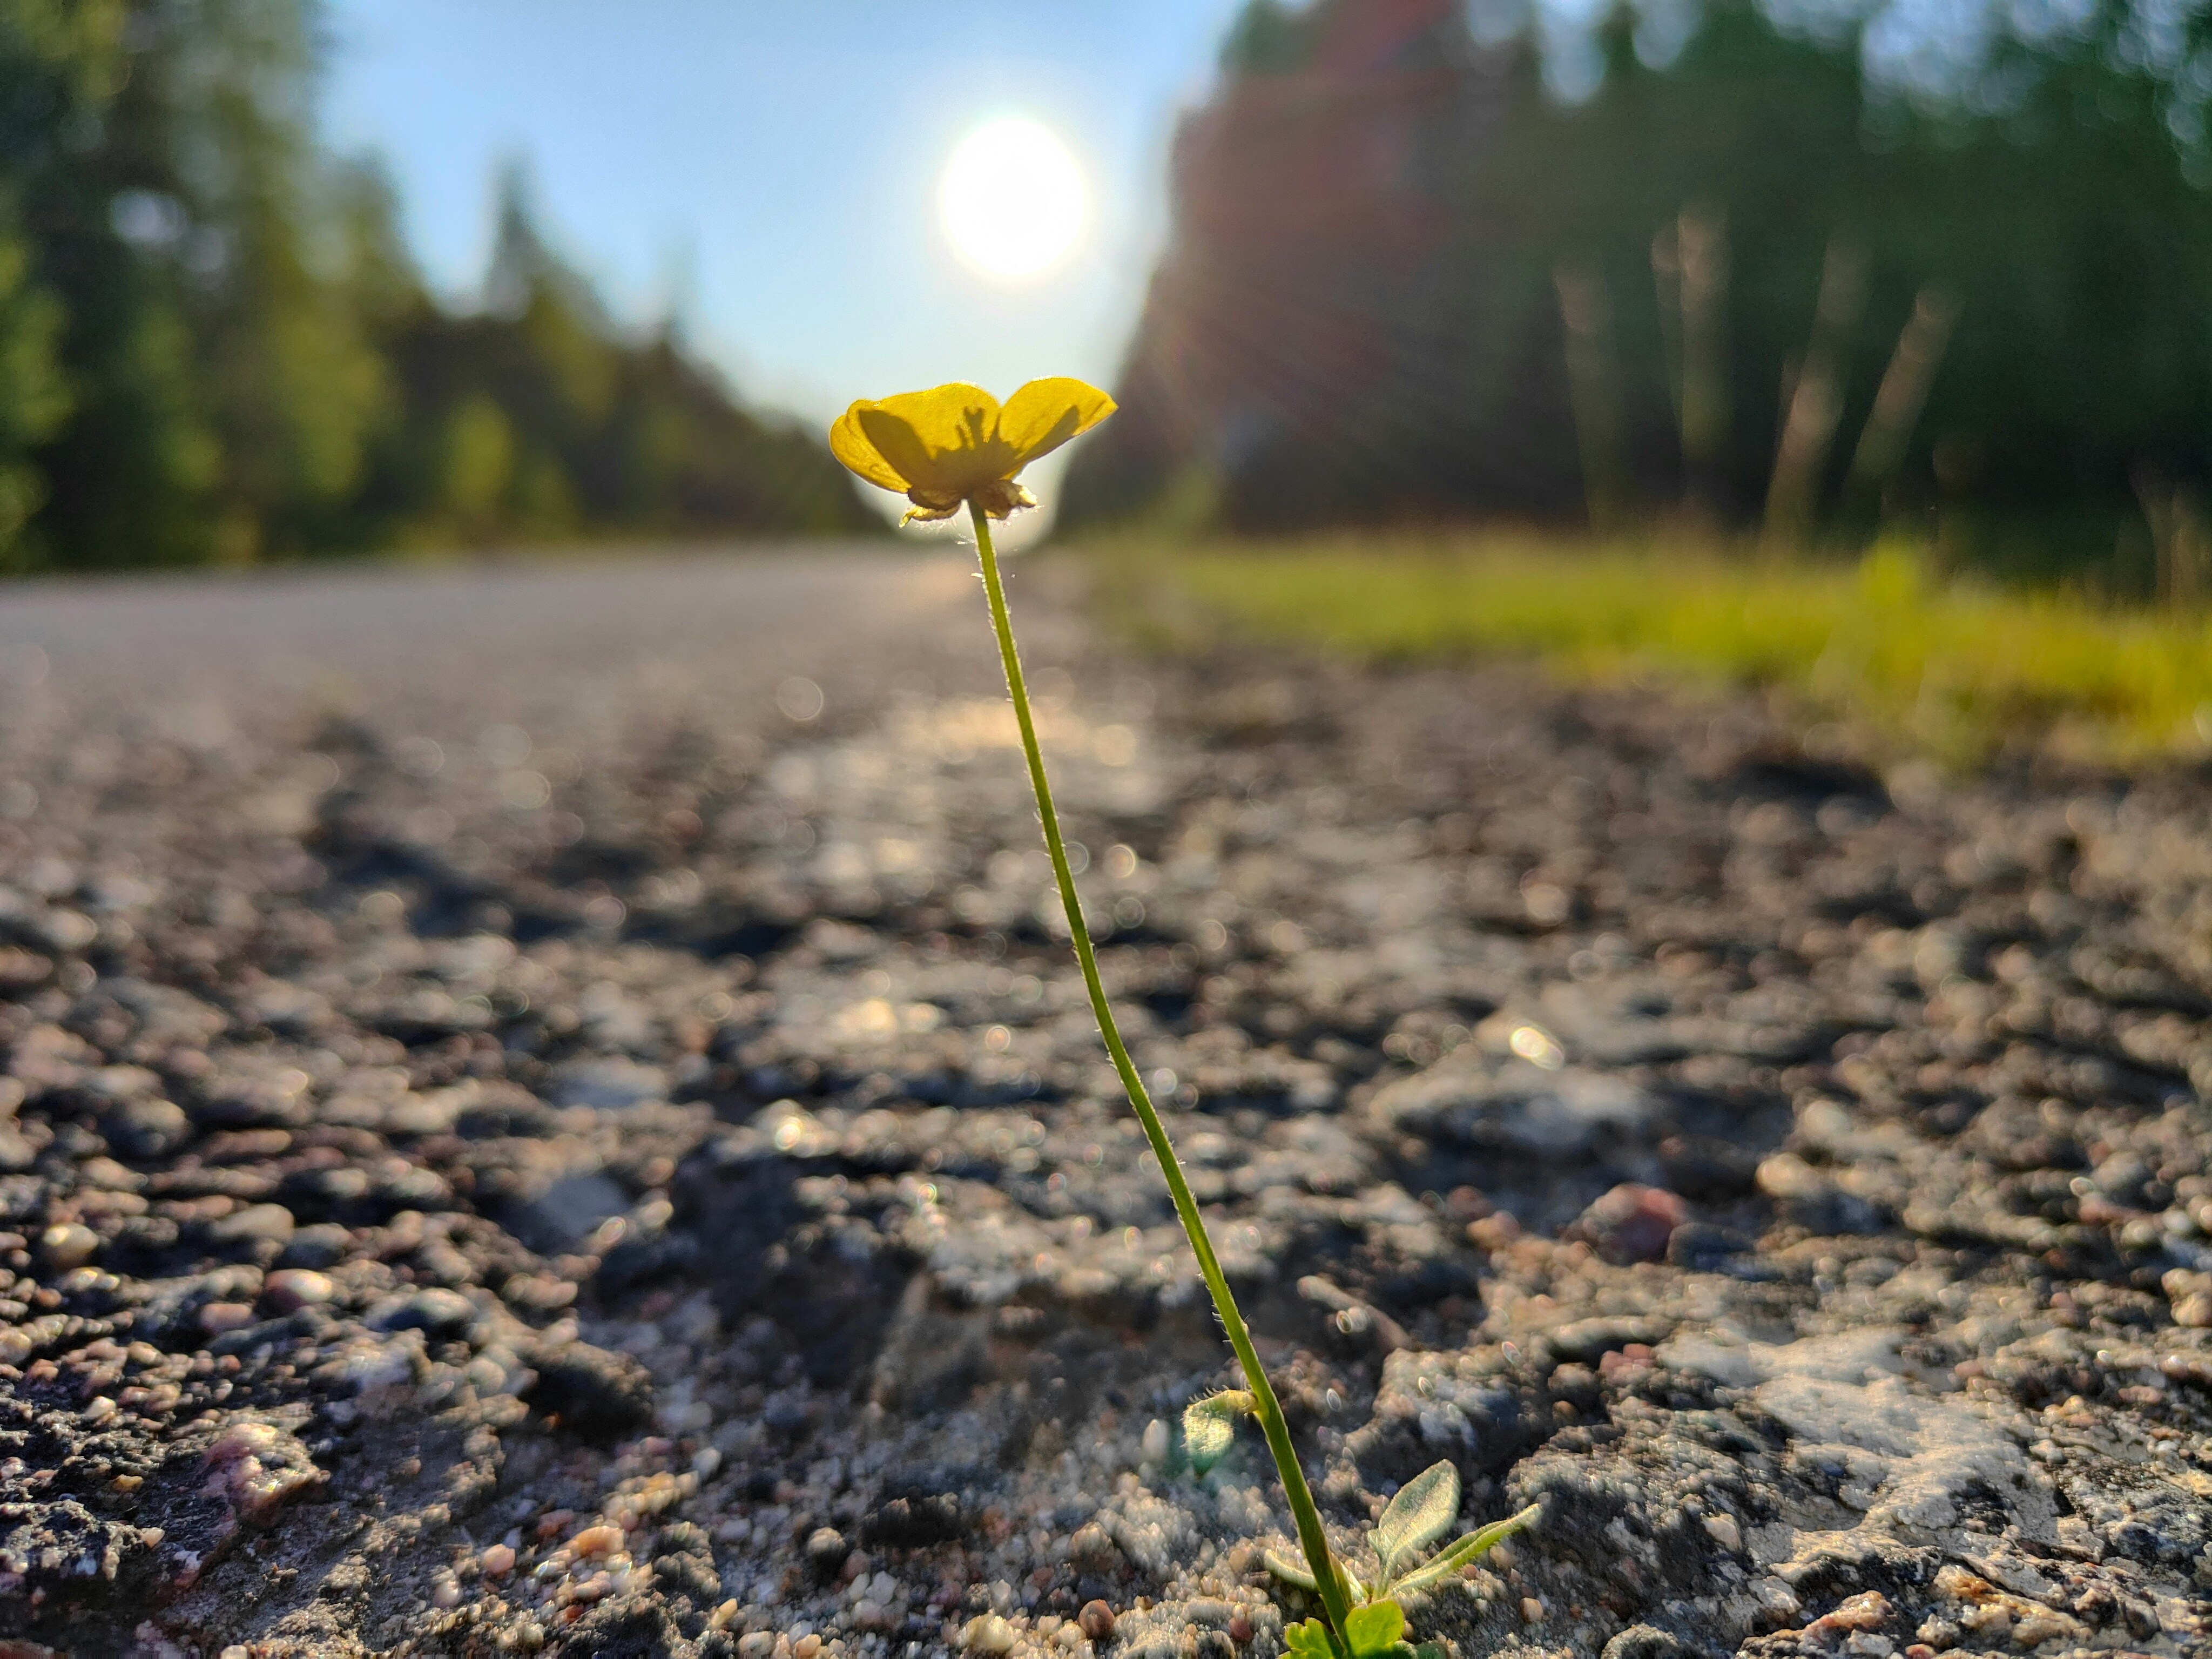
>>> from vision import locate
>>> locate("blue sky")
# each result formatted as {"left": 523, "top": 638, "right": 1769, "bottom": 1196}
{"left": 320, "top": 2, "right": 1251, "bottom": 515}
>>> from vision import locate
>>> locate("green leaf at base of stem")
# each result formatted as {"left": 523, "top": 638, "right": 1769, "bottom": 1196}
{"left": 1370, "top": 1462, "right": 1460, "bottom": 1579}
{"left": 1387, "top": 1505, "right": 1543, "bottom": 1598}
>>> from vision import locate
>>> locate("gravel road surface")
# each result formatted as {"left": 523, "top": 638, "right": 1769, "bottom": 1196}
{"left": 0, "top": 549, "right": 2207, "bottom": 1659}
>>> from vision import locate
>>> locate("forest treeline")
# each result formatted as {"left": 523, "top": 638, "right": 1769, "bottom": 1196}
{"left": 1062, "top": 0, "right": 2212, "bottom": 585}
{"left": 0, "top": 1, "right": 875, "bottom": 572}
{"left": 13, "top": 0, "right": 2208, "bottom": 577}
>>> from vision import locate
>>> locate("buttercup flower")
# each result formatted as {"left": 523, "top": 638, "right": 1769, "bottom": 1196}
{"left": 824, "top": 370, "right": 1533, "bottom": 1659}
{"left": 829, "top": 377, "right": 1115, "bottom": 523}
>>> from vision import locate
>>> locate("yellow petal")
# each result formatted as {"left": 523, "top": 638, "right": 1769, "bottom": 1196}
{"left": 830, "top": 403, "right": 911, "bottom": 493}
{"left": 996, "top": 377, "right": 1116, "bottom": 470}
{"left": 860, "top": 382, "right": 1015, "bottom": 496}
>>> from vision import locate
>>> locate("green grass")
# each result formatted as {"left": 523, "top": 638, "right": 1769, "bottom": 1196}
{"left": 1091, "top": 532, "right": 2212, "bottom": 764}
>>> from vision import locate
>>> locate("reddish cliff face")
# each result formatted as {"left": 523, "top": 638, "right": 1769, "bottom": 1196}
{"left": 1063, "top": 0, "right": 1582, "bottom": 531}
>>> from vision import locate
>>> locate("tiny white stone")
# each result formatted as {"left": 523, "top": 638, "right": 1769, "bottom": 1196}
{"left": 963, "top": 1613, "right": 1018, "bottom": 1654}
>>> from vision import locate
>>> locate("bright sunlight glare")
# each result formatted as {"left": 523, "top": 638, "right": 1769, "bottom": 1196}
{"left": 938, "top": 117, "right": 1088, "bottom": 282}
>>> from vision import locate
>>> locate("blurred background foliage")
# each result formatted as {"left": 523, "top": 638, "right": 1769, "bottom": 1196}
{"left": 0, "top": 0, "right": 876, "bottom": 572}
{"left": 2, "top": 0, "right": 2210, "bottom": 583}
{"left": 1062, "top": 0, "right": 2212, "bottom": 595}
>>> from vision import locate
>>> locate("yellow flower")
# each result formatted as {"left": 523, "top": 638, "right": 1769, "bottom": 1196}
{"left": 830, "top": 378, "right": 1115, "bottom": 523}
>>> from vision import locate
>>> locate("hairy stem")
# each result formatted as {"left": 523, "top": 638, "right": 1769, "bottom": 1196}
{"left": 968, "top": 501, "right": 1352, "bottom": 1641}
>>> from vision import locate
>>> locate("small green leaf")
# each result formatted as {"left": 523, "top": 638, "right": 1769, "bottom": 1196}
{"left": 1343, "top": 1601, "right": 1406, "bottom": 1656}
{"left": 1370, "top": 1461, "right": 1461, "bottom": 1576}
{"left": 1283, "top": 1618, "right": 1337, "bottom": 1659}
{"left": 1388, "top": 1504, "right": 1542, "bottom": 1597}
{"left": 1181, "top": 1390, "right": 1253, "bottom": 1474}
{"left": 1263, "top": 1549, "right": 1318, "bottom": 1592}
{"left": 1412, "top": 1645, "right": 1444, "bottom": 1659}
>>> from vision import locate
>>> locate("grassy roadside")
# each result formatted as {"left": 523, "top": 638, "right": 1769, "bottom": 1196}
{"left": 1082, "top": 532, "right": 2212, "bottom": 764}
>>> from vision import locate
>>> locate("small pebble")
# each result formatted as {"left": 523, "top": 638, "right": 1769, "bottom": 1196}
{"left": 570, "top": 1524, "right": 622, "bottom": 1559}
{"left": 794, "top": 1636, "right": 823, "bottom": 1659}
{"left": 208, "top": 1202, "right": 296, "bottom": 1245}
{"left": 1575, "top": 1183, "right": 1688, "bottom": 1263}
{"left": 965, "top": 1613, "right": 1017, "bottom": 1653}
{"left": 1139, "top": 1419, "right": 1169, "bottom": 1462}
{"left": 481, "top": 1544, "right": 516, "bottom": 1577}
{"left": 199, "top": 1301, "right": 257, "bottom": 1335}
{"left": 370, "top": 1286, "right": 475, "bottom": 1336}
{"left": 1080, "top": 1601, "right": 1117, "bottom": 1642}
{"left": 535, "top": 1510, "right": 576, "bottom": 1540}
{"left": 1228, "top": 1616, "right": 1252, "bottom": 1645}
{"left": 1521, "top": 1597, "right": 1545, "bottom": 1623}
{"left": 264, "top": 1267, "right": 334, "bottom": 1312}
{"left": 40, "top": 1222, "right": 97, "bottom": 1270}
{"left": 277, "top": 1223, "right": 352, "bottom": 1270}
{"left": 739, "top": 1636, "right": 775, "bottom": 1659}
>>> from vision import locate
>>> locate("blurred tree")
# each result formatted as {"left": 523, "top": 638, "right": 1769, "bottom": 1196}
{"left": 0, "top": 3, "right": 90, "bottom": 569}
{"left": 0, "top": 196, "right": 71, "bottom": 565}
{"left": 1063, "top": 0, "right": 2212, "bottom": 581}
{"left": 172, "top": 0, "right": 391, "bottom": 562}
{"left": 1219, "top": 0, "right": 1320, "bottom": 72}
{"left": 0, "top": 0, "right": 194, "bottom": 568}
{"left": 440, "top": 394, "right": 515, "bottom": 535}
{"left": 0, "top": 0, "right": 875, "bottom": 571}
{"left": 370, "top": 166, "right": 876, "bottom": 549}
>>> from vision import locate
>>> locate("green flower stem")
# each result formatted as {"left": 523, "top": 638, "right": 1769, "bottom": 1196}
{"left": 968, "top": 501, "right": 1353, "bottom": 1643}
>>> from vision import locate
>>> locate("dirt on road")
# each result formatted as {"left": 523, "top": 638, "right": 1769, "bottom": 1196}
{"left": 0, "top": 550, "right": 2205, "bottom": 1658}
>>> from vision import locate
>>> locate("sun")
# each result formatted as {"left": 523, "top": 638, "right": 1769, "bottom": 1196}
{"left": 938, "top": 117, "right": 1088, "bottom": 282}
